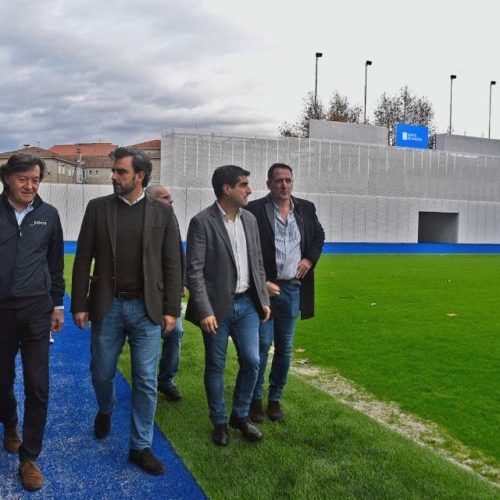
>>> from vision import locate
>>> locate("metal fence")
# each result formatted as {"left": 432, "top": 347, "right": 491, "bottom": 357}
{"left": 3, "top": 130, "right": 500, "bottom": 243}
{"left": 160, "top": 130, "right": 500, "bottom": 243}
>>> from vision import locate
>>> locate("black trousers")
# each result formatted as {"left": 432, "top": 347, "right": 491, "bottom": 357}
{"left": 0, "top": 295, "right": 52, "bottom": 461}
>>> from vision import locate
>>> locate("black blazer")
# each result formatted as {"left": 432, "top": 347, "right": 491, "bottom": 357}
{"left": 71, "top": 193, "right": 182, "bottom": 324}
{"left": 246, "top": 194, "right": 325, "bottom": 319}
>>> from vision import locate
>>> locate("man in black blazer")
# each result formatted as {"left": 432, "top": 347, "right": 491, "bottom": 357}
{"left": 246, "top": 163, "right": 325, "bottom": 422}
{"left": 186, "top": 165, "right": 270, "bottom": 446}
{"left": 71, "top": 147, "right": 182, "bottom": 475}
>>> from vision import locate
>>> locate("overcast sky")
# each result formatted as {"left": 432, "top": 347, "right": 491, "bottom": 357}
{"left": 0, "top": 0, "right": 498, "bottom": 151}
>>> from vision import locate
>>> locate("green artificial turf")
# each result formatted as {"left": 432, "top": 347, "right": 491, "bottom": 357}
{"left": 297, "top": 255, "right": 500, "bottom": 464}
{"left": 121, "top": 322, "right": 497, "bottom": 499}
{"left": 64, "top": 254, "right": 499, "bottom": 498}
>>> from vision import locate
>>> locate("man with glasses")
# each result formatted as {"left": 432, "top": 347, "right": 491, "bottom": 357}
{"left": 246, "top": 163, "right": 324, "bottom": 423}
{"left": 146, "top": 185, "right": 184, "bottom": 402}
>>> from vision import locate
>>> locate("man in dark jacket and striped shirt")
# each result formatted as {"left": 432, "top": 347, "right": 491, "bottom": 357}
{"left": 0, "top": 154, "right": 65, "bottom": 491}
{"left": 246, "top": 163, "right": 324, "bottom": 423}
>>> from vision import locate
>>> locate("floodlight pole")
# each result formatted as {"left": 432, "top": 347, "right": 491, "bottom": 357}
{"left": 364, "top": 60, "right": 372, "bottom": 124}
{"left": 489, "top": 80, "right": 496, "bottom": 139}
{"left": 449, "top": 74, "right": 456, "bottom": 134}
{"left": 314, "top": 52, "right": 323, "bottom": 117}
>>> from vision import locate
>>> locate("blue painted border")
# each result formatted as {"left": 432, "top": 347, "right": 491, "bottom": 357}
{"left": 322, "top": 242, "right": 500, "bottom": 254}
{"left": 64, "top": 241, "right": 500, "bottom": 255}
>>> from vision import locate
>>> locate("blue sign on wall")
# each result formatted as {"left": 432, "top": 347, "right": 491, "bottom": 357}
{"left": 395, "top": 123, "right": 429, "bottom": 149}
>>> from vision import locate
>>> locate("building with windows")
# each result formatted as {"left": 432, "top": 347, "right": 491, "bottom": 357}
{"left": 0, "top": 146, "right": 80, "bottom": 183}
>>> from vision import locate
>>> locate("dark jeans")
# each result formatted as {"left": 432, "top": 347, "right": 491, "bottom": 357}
{"left": 253, "top": 283, "right": 300, "bottom": 401}
{"left": 0, "top": 295, "right": 52, "bottom": 462}
{"left": 158, "top": 316, "right": 183, "bottom": 390}
{"left": 202, "top": 296, "right": 260, "bottom": 424}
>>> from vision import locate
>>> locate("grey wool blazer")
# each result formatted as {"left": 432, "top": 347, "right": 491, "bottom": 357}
{"left": 185, "top": 202, "right": 270, "bottom": 327}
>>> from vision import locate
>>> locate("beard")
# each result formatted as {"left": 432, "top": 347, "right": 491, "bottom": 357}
{"left": 113, "top": 180, "right": 135, "bottom": 196}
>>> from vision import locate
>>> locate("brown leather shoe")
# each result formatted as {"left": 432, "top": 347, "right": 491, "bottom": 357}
{"left": 94, "top": 411, "right": 111, "bottom": 439}
{"left": 267, "top": 400, "right": 284, "bottom": 422}
{"left": 128, "top": 448, "right": 165, "bottom": 475}
{"left": 229, "top": 414, "right": 263, "bottom": 441}
{"left": 3, "top": 425, "right": 22, "bottom": 453}
{"left": 19, "top": 460, "right": 43, "bottom": 491}
{"left": 212, "top": 424, "right": 229, "bottom": 446}
{"left": 249, "top": 399, "right": 265, "bottom": 423}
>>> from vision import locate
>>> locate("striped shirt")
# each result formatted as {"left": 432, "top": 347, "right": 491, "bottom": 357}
{"left": 274, "top": 201, "right": 301, "bottom": 280}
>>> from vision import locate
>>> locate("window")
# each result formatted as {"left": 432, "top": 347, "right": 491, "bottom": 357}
{"left": 95, "top": 169, "right": 99, "bottom": 177}
{"left": 88, "top": 169, "right": 93, "bottom": 176}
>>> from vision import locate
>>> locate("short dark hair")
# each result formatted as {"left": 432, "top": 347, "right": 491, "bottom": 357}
{"left": 0, "top": 153, "right": 46, "bottom": 191}
{"left": 267, "top": 162, "right": 293, "bottom": 181}
{"left": 212, "top": 165, "right": 250, "bottom": 199}
{"left": 110, "top": 147, "right": 152, "bottom": 187}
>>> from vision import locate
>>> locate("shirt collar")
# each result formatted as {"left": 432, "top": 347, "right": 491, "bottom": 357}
{"left": 118, "top": 190, "right": 145, "bottom": 206}
{"left": 216, "top": 201, "right": 242, "bottom": 222}
{"left": 273, "top": 197, "right": 294, "bottom": 213}
{"left": 7, "top": 196, "right": 35, "bottom": 214}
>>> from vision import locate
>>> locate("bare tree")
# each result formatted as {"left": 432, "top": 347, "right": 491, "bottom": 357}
{"left": 326, "top": 91, "right": 362, "bottom": 123}
{"left": 374, "top": 86, "right": 434, "bottom": 144}
{"left": 280, "top": 91, "right": 362, "bottom": 138}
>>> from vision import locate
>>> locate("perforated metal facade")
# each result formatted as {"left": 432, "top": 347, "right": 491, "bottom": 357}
{"left": 159, "top": 130, "right": 500, "bottom": 243}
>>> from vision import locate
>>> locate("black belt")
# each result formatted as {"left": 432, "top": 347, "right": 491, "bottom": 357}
{"left": 277, "top": 279, "right": 301, "bottom": 286}
{"left": 115, "top": 290, "right": 143, "bottom": 300}
{"left": 233, "top": 290, "right": 250, "bottom": 300}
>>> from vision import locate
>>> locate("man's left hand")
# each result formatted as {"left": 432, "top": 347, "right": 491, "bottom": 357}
{"left": 162, "top": 315, "right": 177, "bottom": 333}
{"left": 51, "top": 309, "right": 65, "bottom": 332}
{"left": 261, "top": 305, "right": 271, "bottom": 323}
{"left": 296, "top": 258, "right": 313, "bottom": 279}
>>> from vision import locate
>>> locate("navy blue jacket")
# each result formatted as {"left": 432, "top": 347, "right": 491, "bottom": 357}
{"left": 0, "top": 192, "right": 65, "bottom": 306}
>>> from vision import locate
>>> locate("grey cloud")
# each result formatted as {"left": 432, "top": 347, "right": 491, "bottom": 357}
{"left": 0, "top": 0, "right": 272, "bottom": 151}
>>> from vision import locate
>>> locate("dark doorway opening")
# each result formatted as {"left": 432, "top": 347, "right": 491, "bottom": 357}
{"left": 418, "top": 212, "right": 459, "bottom": 243}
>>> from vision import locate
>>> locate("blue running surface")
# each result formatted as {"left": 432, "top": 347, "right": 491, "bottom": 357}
{"left": 0, "top": 295, "right": 206, "bottom": 499}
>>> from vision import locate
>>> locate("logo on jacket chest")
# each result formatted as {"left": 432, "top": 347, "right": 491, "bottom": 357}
{"left": 29, "top": 220, "right": 47, "bottom": 227}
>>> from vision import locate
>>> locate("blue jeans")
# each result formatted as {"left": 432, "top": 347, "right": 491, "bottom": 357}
{"left": 158, "top": 316, "right": 183, "bottom": 389}
{"left": 253, "top": 283, "right": 300, "bottom": 401}
{"left": 90, "top": 298, "right": 161, "bottom": 450}
{"left": 202, "top": 296, "right": 260, "bottom": 424}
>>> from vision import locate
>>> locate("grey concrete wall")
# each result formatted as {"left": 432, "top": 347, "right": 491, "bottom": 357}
{"left": 435, "top": 134, "right": 500, "bottom": 156}
{"left": 309, "top": 119, "right": 388, "bottom": 145}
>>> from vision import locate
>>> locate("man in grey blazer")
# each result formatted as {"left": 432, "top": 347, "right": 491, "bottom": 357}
{"left": 71, "top": 147, "right": 182, "bottom": 474}
{"left": 186, "top": 165, "right": 270, "bottom": 446}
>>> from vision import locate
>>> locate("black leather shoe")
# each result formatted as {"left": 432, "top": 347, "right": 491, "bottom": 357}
{"left": 158, "top": 385, "right": 182, "bottom": 402}
{"left": 128, "top": 448, "right": 165, "bottom": 475}
{"left": 267, "top": 400, "right": 284, "bottom": 422}
{"left": 249, "top": 399, "right": 265, "bottom": 423}
{"left": 93, "top": 411, "right": 111, "bottom": 439}
{"left": 228, "top": 414, "right": 262, "bottom": 442}
{"left": 212, "top": 424, "right": 229, "bottom": 446}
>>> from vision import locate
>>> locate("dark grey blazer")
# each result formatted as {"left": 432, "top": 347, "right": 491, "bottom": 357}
{"left": 71, "top": 193, "right": 182, "bottom": 325}
{"left": 185, "top": 202, "right": 269, "bottom": 327}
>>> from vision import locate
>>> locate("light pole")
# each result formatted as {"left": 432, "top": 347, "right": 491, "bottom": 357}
{"left": 364, "top": 60, "right": 372, "bottom": 124}
{"left": 314, "top": 52, "right": 323, "bottom": 117}
{"left": 449, "top": 74, "right": 457, "bottom": 134}
{"left": 489, "top": 80, "right": 496, "bottom": 139}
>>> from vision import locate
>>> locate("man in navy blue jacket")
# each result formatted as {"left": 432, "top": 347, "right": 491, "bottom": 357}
{"left": 0, "top": 154, "right": 65, "bottom": 491}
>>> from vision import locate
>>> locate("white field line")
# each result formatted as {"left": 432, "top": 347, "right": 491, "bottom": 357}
{"left": 291, "top": 363, "right": 499, "bottom": 486}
